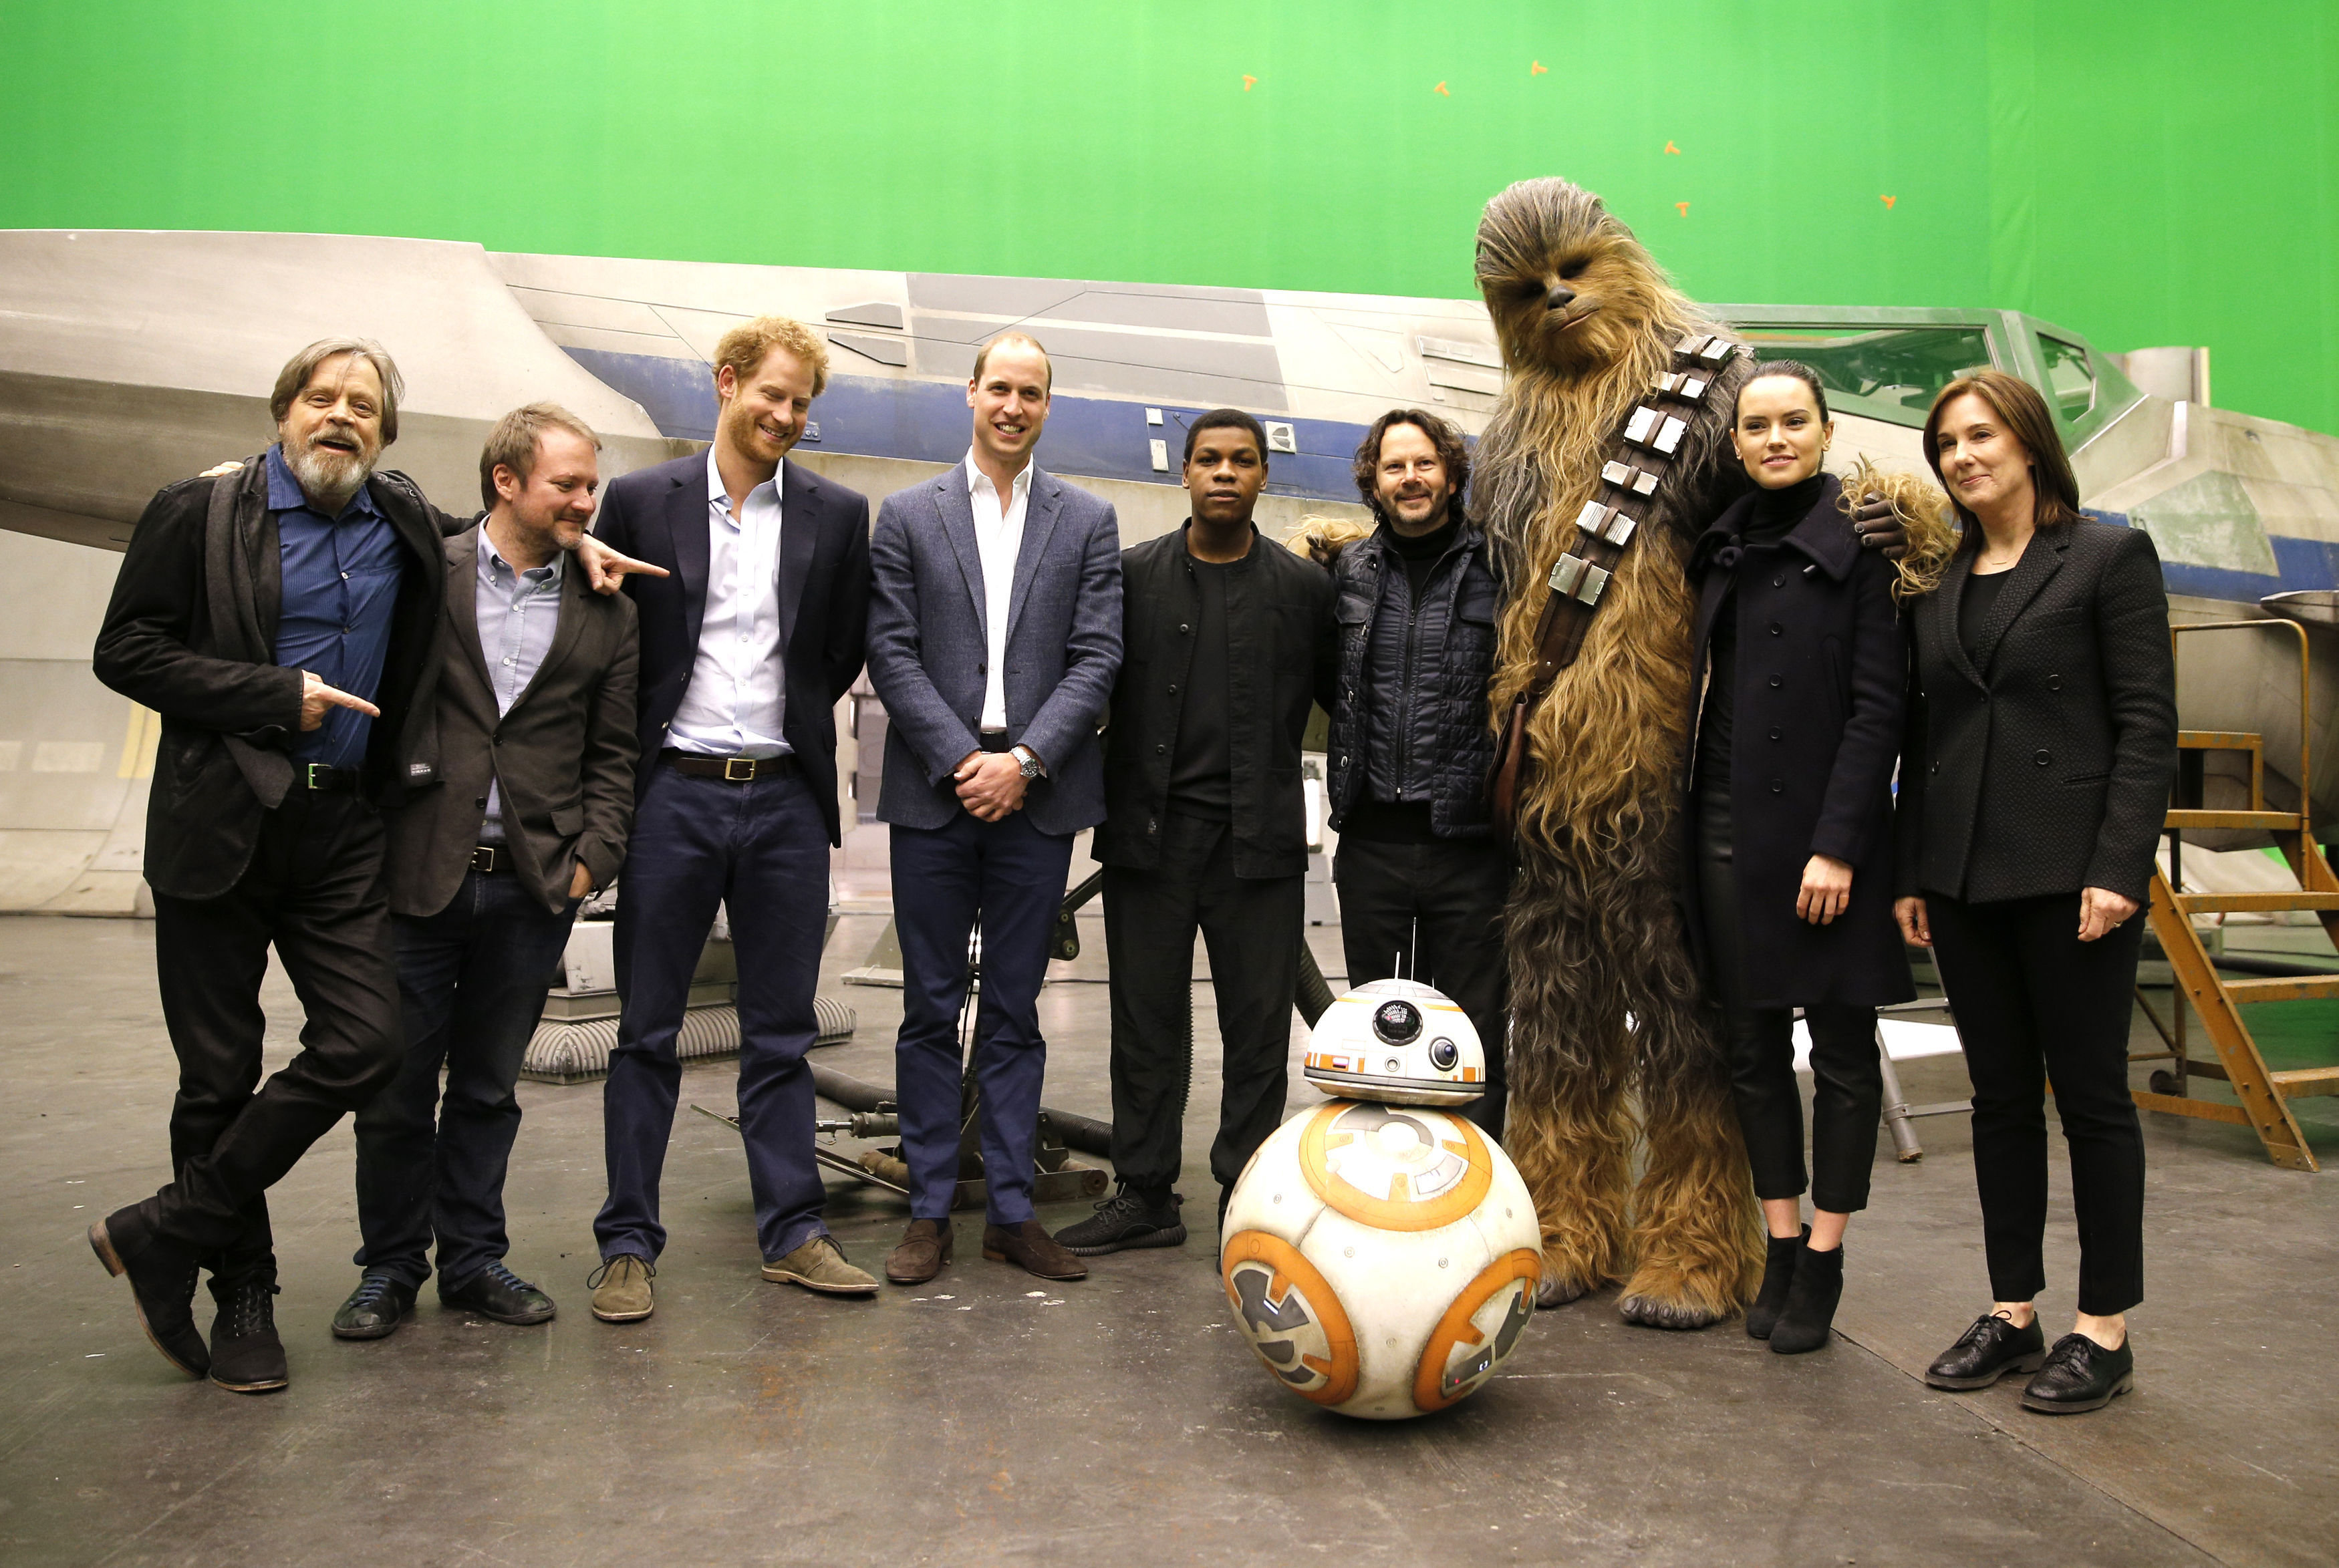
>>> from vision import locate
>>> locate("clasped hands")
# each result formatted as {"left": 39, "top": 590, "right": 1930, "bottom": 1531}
{"left": 954, "top": 750, "right": 1031, "bottom": 821}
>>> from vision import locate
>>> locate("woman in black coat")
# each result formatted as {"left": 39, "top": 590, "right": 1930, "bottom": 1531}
{"left": 1895, "top": 369, "right": 2176, "bottom": 1416}
{"left": 1684, "top": 361, "right": 1913, "bottom": 1356}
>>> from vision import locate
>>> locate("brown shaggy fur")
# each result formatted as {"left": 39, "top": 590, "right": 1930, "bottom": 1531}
{"left": 1472, "top": 178, "right": 1764, "bottom": 1325}
{"left": 1838, "top": 458, "right": 1961, "bottom": 601}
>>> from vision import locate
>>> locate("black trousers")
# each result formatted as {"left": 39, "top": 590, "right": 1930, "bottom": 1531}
{"left": 1697, "top": 788, "right": 1881, "bottom": 1213}
{"left": 1103, "top": 812, "right": 1303, "bottom": 1197}
{"left": 147, "top": 790, "right": 404, "bottom": 1282}
{"left": 355, "top": 867, "right": 578, "bottom": 1291}
{"left": 1925, "top": 889, "right": 2147, "bottom": 1315}
{"left": 1334, "top": 834, "right": 1510, "bottom": 1136}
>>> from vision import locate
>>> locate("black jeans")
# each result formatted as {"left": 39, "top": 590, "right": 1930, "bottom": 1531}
{"left": 147, "top": 790, "right": 404, "bottom": 1281}
{"left": 354, "top": 868, "right": 577, "bottom": 1291}
{"left": 1103, "top": 812, "right": 1304, "bottom": 1197}
{"left": 1334, "top": 834, "right": 1510, "bottom": 1136}
{"left": 1697, "top": 788, "right": 1881, "bottom": 1213}
{"left": 1924, "top": 889, "right": 2147, "bottom": 1315}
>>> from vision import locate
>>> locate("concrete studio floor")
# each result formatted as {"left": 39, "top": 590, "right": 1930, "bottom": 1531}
{"left": 3, "top": 911, "right": 2334, "bottom": 1567}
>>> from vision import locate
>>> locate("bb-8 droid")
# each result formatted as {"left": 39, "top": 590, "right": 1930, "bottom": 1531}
{"left": 1220, "top": 979, "right": 1540, "bottom": 1420}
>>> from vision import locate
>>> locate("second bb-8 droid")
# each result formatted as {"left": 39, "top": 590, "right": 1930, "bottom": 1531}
{"left": 1220, "top": 979, "right": 1541, "bottom": 1420}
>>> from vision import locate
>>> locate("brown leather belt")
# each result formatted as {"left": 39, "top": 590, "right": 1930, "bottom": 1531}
{"left": 661, "top": 748, "right": 799, "bottom": 782}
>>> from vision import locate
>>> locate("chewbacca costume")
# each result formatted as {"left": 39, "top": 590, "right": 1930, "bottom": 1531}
{"left": 1471, "top": 178, "right": 1769, "bottom": 1327}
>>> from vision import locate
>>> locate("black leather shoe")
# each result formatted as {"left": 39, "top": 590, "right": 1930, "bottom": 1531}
{"left": 209, "top": 1277, "right": 289, "bottom": 1394}
{"left": 1745, "top": 1227, "right": 1804, "bottom": 1340}
{"left": 438, "top": 1261, "right": 556, "bottom": 1325}
{"left": 1924, "top": 1311, "right": 2048, "bottom": 1390}
{"left": 1053, "top": 1185, "right": 1186, "bottom": 1256}
{"left": 331, "top": 1273, "right": 418, "bottom": 1340}
{"left": 2022, "top": 1332, "right": 2135, "bottom": 1414}
{"left": 88, "top": 1208, "right": 209, "bottom": 1378}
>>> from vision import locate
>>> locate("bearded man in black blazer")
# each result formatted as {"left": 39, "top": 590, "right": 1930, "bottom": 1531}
{"left": 585, "top": 317, "right": 875, "bottom": 1321}
{"left": 333, "top": 404, "right": 640, "bottom": 1342}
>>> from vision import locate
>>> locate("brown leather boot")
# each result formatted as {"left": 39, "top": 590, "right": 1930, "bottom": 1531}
{"left": 885, "top": 1219, "right": 954, "bottom": 1285}
{"left": 982, "top": 1219, "right": 1088, "bottom": 1281}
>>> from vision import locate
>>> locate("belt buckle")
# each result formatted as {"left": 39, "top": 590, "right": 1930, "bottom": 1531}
{"left": 305, "top": 763, "right": 327, "bottom": 790}
{"left": 471, "top": 845, "right": 497, "bottom": 873}
{"left": 724, "top": 758, "right": 754, "bottom": 782}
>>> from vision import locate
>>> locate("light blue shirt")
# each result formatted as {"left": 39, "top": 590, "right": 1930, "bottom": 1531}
{"left": 474, "top": 531, "right": 565, "bottom": 843}
{"left": 668, "top": 448, "right": 791, "bottom": 758}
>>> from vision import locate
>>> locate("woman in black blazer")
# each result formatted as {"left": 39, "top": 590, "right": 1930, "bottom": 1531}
{"left": 1685, "top": 361, "right": 1913, "bottom": 1356}
{"left": 1894, "top": 369, "right": 2176, "bottom": 1415}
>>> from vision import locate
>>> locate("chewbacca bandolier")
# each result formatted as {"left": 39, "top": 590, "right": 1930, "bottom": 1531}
{"left": 1472, "top": 177, "right": 1766, "bottom": 1327}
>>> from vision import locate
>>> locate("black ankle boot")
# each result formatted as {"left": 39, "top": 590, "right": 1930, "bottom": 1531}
{"left": 1746, "top": 1227, "right": 1805, "bottom": 1340}
{"left": 209, "top": 1277, "right": 289, "bottom": 1394}
{"left": 1769, "top": 1240, "right": 1842, "bottom": 1355}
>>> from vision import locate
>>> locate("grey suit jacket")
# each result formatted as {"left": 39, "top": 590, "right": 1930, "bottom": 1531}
{"left": 865, "top": 463, "right": 1122, "bottom": 834}
{"left": 387, "top": 526, "right": 642, "bottom": 917}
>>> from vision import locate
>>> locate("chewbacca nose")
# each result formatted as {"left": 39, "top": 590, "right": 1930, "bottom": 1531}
{"left": 1546, "top": 284, "right": 1577, "bottom": 311}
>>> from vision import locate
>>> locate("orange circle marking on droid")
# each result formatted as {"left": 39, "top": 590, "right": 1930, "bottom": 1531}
{"left": 1220, "top": 1230, "right": 1360, "bottom": 1407}
{"left": 1297, "top": 1102, "right": 1494, "bottom": 1231}
{"left": 1413, "top": 1249, "right": 1544, "bottom": 1413}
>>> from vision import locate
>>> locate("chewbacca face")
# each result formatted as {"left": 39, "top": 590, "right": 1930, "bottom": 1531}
{"left": 1476, "top": 179, "right": 1669, "bottom": 376}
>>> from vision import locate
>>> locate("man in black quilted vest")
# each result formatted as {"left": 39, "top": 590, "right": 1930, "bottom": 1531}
{"left": 1319, "top": 409, "right": 1510, "bottom": 1136}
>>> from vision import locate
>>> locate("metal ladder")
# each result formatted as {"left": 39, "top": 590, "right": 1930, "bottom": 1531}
{"left": 2129, "top": 619, "right": 2339, "bottom": 1170}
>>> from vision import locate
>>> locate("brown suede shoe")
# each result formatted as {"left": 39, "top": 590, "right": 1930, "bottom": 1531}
{"left": 762, "top": 1236, "right": 878, "bottom": 1296}
{"left": 982, "top": 1219, "right": 1088, "bottom": 1281}
{"left": 885, "top": 1219, "right": 954, "bottom": 1285}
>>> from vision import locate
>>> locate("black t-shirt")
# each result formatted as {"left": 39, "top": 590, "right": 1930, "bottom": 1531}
{"left": 1960, "top": 567, "right": 2012, "bottom": 662}
{"left": 1166, "top": 551, "right": 1246, "bottom": 820}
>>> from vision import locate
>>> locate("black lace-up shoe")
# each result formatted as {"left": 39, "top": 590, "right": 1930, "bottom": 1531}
{"left": 88, "top": 1208, "right": 209, "bottom": 1378}
{"left": 2022, "top": 1332, "right": 2135, "bottom": 1414}
{"left": 209, "top": 1277, "right": 289, "bottom": 1394}
{"left": 331, "top": 1273, "right": 418, "bottom": 1340}
{"left": 1924, "top": 1311, "right": 2048, "bottom": 1390}
{"left": 439, "top": 1261, "right": 557, "bottom": 1325}
{"left": 1051, "top": 1185, "right": 1186, "bottom": 1257}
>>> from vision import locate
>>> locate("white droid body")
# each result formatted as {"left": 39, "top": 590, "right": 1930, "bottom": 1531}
{"left": 1222, "top": 979, "right": 1540, "bottom": 1420}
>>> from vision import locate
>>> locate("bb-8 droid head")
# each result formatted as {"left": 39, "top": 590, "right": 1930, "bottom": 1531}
{"left": 1302, "top": 979, "right": 1485, "bottom": 1107}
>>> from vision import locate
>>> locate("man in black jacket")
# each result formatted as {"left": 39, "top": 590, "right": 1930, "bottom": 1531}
{"left": 333, "top": 404, "right": 640, "bottom": 1342}
{"left": 87, "top": 339, "right": 456, "bottom": 1394}
{"left": 1055, "top": 410, "right": 1335, "bottom": 1255}
{"left": 1319, "top": 410, "right": 1509, "bottom": 1134}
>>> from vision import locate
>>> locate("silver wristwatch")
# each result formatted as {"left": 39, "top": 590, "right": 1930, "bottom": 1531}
{"left": 1010, "top": 744, "right": 1043, "bottom": 780}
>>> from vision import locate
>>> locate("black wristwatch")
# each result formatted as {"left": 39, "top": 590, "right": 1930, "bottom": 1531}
{"left": 1010, "top": 744, "right": 1043, "bottom": 780}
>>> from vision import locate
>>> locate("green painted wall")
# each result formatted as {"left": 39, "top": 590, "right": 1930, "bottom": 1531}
{"left": 5, "top": 1, "right": 2335, "bottom": 434}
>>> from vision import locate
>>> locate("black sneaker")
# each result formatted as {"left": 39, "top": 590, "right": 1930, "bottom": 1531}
{"left": 438, "top": 1260, "right": 557, "bottom": 1325}
{"left": 209, "top": 1277, "right": 289, "bottom": 1394}
{"left": 1051, "top": 1185, "right": 1186, "bottom": 1256}
{"left": 88, "top": 1207, "right": 209, "bottom": 1378}
{"left": 331, "top": 1272, "right": 418, "bottom": 1340}
{"left": 2022, "top": 1332, "right": 2135, "bottom": 1414}
{"left": 1924, "top": 1311, "right": 2048, "bottom": 1390}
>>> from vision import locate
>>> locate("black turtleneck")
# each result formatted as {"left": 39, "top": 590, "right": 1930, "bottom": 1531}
{"left": 1695, "top": 471, "right": 1825, "bottom": 798}
{"left": 1386, "top": 516, "right": 1459, "bottom": 600}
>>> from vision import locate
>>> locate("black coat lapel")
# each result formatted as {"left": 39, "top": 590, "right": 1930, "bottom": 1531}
{"left": 668, "top": 466, "right": 710, "bottom": 653}
{"left": 777, "top": 460, "right": 819, "bottom": 659}
{"left": 1968, "top": 533, "right": 2068, "bottom": 675}
{"left": 1937, "top": 551, "right": 1986, "bottom": 691}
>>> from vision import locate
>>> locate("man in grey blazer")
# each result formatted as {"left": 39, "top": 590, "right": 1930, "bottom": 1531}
{"left": 865, "top": 332, "right": 1121, "bottom": 1285}
{"left": 333, "top": 404, "right": 639, "bottom": 1340}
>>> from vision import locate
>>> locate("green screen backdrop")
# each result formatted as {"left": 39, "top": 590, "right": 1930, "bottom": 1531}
{"left": 5, "top": 1, "right": 2336, "bottom": 434}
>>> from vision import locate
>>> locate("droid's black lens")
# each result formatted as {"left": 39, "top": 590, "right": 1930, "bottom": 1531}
{"left": 1372, "top": 1000, "right": 1422, "bottom": 1045}
{"left": 1429, "top": 1037, "right": 1460, "bottom": 1071}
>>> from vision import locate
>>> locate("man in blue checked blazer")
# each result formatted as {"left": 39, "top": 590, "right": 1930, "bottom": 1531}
{"left": 864, "top": 331, "right": 1122, "bottom": 1288}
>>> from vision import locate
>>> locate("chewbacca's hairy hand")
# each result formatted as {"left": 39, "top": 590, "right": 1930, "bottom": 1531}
{"left": 1850, "top": 490, "right": 1909, "bottom": 560}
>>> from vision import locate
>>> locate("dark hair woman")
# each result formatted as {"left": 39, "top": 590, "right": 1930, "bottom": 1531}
{"left": 1684, "top": 361, "right": 1913, "bottom": 1355}
{"left": 1895, "top": 368, "right": 2177, "bottom": 1415}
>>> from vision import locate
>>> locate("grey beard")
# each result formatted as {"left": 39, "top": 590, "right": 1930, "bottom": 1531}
{"left": 283, "top": 441, "right": 374, "bottom": 514}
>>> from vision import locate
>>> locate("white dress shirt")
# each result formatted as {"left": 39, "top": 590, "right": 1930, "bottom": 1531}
{"left": 966, "top": 448, "right": 1033, "bottom": 734}
{"left": 474, "top": 535, "right": 565, "bottom": 842}
{"left": 669, "top": 448, "right": 790, "bottom": 757}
